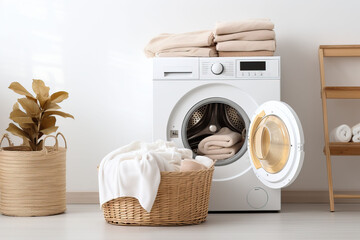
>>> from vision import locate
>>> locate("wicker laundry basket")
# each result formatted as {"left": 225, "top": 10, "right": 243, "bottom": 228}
{"left": 102, "top": 165, "right": 215, "bottom": 226}
{"left": 0, "top": 133, "right": 67, "bottom": 217}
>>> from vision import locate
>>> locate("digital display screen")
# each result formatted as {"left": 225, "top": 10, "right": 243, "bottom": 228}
{"left": 240, "top": 61, "right": 266, "bottom": 71}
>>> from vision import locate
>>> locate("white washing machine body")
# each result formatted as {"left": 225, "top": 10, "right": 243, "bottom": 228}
{"left": 153, "top": 57, "right": 304, "bottom": 211}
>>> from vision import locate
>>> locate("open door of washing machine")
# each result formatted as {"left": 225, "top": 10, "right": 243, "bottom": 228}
{"left": 248, "top": 100, "right": 304, "bottom": 189}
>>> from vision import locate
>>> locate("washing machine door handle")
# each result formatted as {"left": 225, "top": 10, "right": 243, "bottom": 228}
{"left": 248, "top": 101, "right": 305, "bottom": 189}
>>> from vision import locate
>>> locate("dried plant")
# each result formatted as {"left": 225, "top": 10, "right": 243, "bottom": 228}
{"left": 6, "top": 79, "right": 74, "bottom": 151}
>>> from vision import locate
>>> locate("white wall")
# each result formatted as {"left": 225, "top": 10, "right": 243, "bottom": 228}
{"left": 1, "top": 0, "right": 360, "bottom": 192}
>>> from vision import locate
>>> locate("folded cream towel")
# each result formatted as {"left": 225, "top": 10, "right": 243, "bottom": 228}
{"left": 352, "top": 123, "right": 360, "bottom": 136}
{"left": 144, "top": 30, "right": 214, "bottom": 58}
{"left": 199, "top": 127, "right": 242, "bottom": 150}
{"left": 215, "top": 30, "right": 275, "bottom": 42}
{"left": 215, "top": 19, "right": 274, "bottom": 35}
{"left": 197, "top": 127, "right": 243, "bottom": 160}
{"left": 156, "top": 46, "right": 218, "bottom": 57}
{"left": 199, "top": 142, "right": 243, "bottom": 160}
{"left": 98, "top": 140, "right": 192, "bottom": 212}
{"left": 219, "top": 51, "right": 274, "bottom": 57}
{"left": 216, "top": 40, "right": 276, "bottom": 52}
{"left": 330, "top": 124, "right": 352, "bottom": 142}
{"left": 352, "top": 134, "right": 360, "bottom": 143}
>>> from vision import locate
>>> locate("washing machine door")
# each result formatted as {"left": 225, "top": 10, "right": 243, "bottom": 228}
{"left": 248, "top": 100, "right": 304, "bottom": 189}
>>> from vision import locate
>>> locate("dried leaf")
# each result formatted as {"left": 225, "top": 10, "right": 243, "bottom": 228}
{"left": 40, "top": 126, "right": 58, "bottom": 135}
{"left": 10, "top": 109, "right": 34, "bottom": 125}
{"left": 50, "top": 91, "right": 68, "bottom": 103}
{"left": 11, "top": 117, "right": 34, "bottom": 124}
{"left": 18, "top": 98, "right": 41, "bottom": 117}
{"left": 35, "top": 139, "right": 43, "bottom": 151}
{"left": 43, "top": 101, "right": 61, "bottom": 111}
{"left": 40, "top": 116, "right": 56, "bottom": 130}
{"left": 13, "top": 102, "right": 20, "bottom": 110}
{"left": 22, "top": 137, "right": 30, "bottom": 147}
{"left": 19, "top": 123, "right": 35, "bottom": 129}
{"left": 8, "top": 82, "right": 36, "bottom": 99}
{"left": 29, "top": 141, "right": 37, "bottom": 151}
{"left": 32, "top": 79, "right": 50, "bottom": 107}
{"left": 6, "top": 123, "right": 30, "bottom": 140}
{"left": 26, "top": 96, "right": 39, "bottom": 104}
{"left": 43, "top": 111, "right": 74, "bottom": 119}
{"left": 10, "top": 109, "right": 28, "bottom": 118}
{"left": 32, "top": 79, "right": 49, "bottom": 97}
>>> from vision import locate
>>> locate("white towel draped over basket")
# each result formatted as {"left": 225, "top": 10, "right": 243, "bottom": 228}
{"left": 98, "top": 140, "right": 192, "bottom": 212}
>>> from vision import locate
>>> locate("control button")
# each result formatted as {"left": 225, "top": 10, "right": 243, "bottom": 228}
{"left": 211, "top": 63, "right": 224, "bottom": 75}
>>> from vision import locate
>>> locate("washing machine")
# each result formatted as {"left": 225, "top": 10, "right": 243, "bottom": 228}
{"left": 153, "top": 57, "right": 304, "bottom": 211}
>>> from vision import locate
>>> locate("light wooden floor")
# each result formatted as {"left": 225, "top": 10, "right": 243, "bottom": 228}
{"left": 1, "top": 204, "right": 360, "bottom": 240}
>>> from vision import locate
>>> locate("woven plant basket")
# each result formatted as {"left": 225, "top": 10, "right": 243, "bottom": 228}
{"left": 0, "top": 133, "right": 67, "bottom": 217}
{"left": 102, "top": 164, "right": 214, "bottom": 226}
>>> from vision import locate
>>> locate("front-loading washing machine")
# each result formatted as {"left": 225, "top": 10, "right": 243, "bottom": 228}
{"left": 153, "top": 57, "right": 304, "bottom": 211}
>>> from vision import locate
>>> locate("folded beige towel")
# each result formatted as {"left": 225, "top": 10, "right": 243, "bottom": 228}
{"left": 216, "top": 40, "right": 276, "bottom": 52}
{"left": 219, "top": 51, "right": 274, "bottom": 57}
{"left": 144, "top": 30, "right": 215, "bottom": 58}
{"left": 215, "top": 19, "right": 274, "bottom": 35}
{"left": 199, "top": 142, "right": 243, "bottom": 160}
{"left": 197, "top": 127, "right": 243, "bottom": 160}
{"left": 199, "top": 127, "right": 242, "bottom": 149}
{"left": 215, "top": 30, "right": 275, "bottom": 42}
{"left": 156, "top": 46, "right": 218, "bottom": 57}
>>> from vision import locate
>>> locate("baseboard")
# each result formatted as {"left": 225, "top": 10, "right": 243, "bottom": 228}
{"left": 282, "top": 191, "right": 360, "bottom": 203}
{"left": 66, "top": 192, "right": 99, "bottom": 204}
{"left": 66, "top": 191, "right": 360, "bottom": 204}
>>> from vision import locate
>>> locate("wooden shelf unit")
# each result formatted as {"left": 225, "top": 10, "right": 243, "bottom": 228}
{"left": 324, "top": 87, "right": 360, "bottom": 99}
{"left": 324, "top": 142, "right": 360, "bottom": 155}
{"left": 319, "top": 45, "right": 360, "bottom": 212}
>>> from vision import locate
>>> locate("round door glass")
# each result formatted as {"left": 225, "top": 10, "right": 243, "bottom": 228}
{"left": 182, "top": 97, "right": 250, "bottom": 166}
{"left": 251, "top": 115, "right": 290, "bottom": 174}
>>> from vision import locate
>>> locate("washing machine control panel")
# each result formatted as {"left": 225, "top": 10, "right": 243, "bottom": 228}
{"left": 200, "top": 57, "right": 280, "bottom": 80}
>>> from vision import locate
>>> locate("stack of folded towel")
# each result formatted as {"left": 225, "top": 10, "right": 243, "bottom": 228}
{"left": 98, "top": 140, "right": 213, "bottom": 212}
{"left": 197, "top": 127, "right": 244, "bottom": 160}
{"left": 330, "top": 123, "right": 360, "bottom": 142}
{"left": 144, "top": 30, "right": 218, "bottom": 57}
{"left": 214, "top": 19, "right": 276, "bottom": 57}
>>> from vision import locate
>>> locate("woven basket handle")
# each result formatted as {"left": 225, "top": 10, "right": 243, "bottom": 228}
{"left": 42, "top": 135, "right": 58, "bottom": 153}
{"left": 0, "top": 134, "right": 14, "bottom": 150}
{"left": 56, "top": 132, "right": 67, "bottom": 149}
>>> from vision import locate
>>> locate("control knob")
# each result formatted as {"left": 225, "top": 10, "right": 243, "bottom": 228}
{"left": 211, "top": 63, "right": 224, "bottom": 75}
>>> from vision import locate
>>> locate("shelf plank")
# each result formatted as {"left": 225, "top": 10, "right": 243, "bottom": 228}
{"left": 324, "top": 142, "right": 360, "bottom": 155}
{"left": 320, "top": 45, "right": 360, "bottom": 57}
{"left": 320, "top": 45, "right": 360, "bottom": 49}
{"left": 324, "top": 86, "right": 360, "bottom": 99}
{"left": 334, "top": 194, "right": 360, "bottom": 199}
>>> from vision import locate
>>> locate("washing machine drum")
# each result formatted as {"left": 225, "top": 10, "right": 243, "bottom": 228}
{"left": 185, "top": 101, "right": 249, "bottom": 166}
{"left": 187, "top": 104, "right": 245, "bottom": 133}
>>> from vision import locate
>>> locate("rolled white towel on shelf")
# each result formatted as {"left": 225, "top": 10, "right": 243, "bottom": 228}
{"left": 351, "top": 123, "right": 360, "bottom": 136}
{"left": 330, "top": 124, "right": 352, "bottom": 142}
{"left": 352, "top": 134, "right": 360, "bottom": 143}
